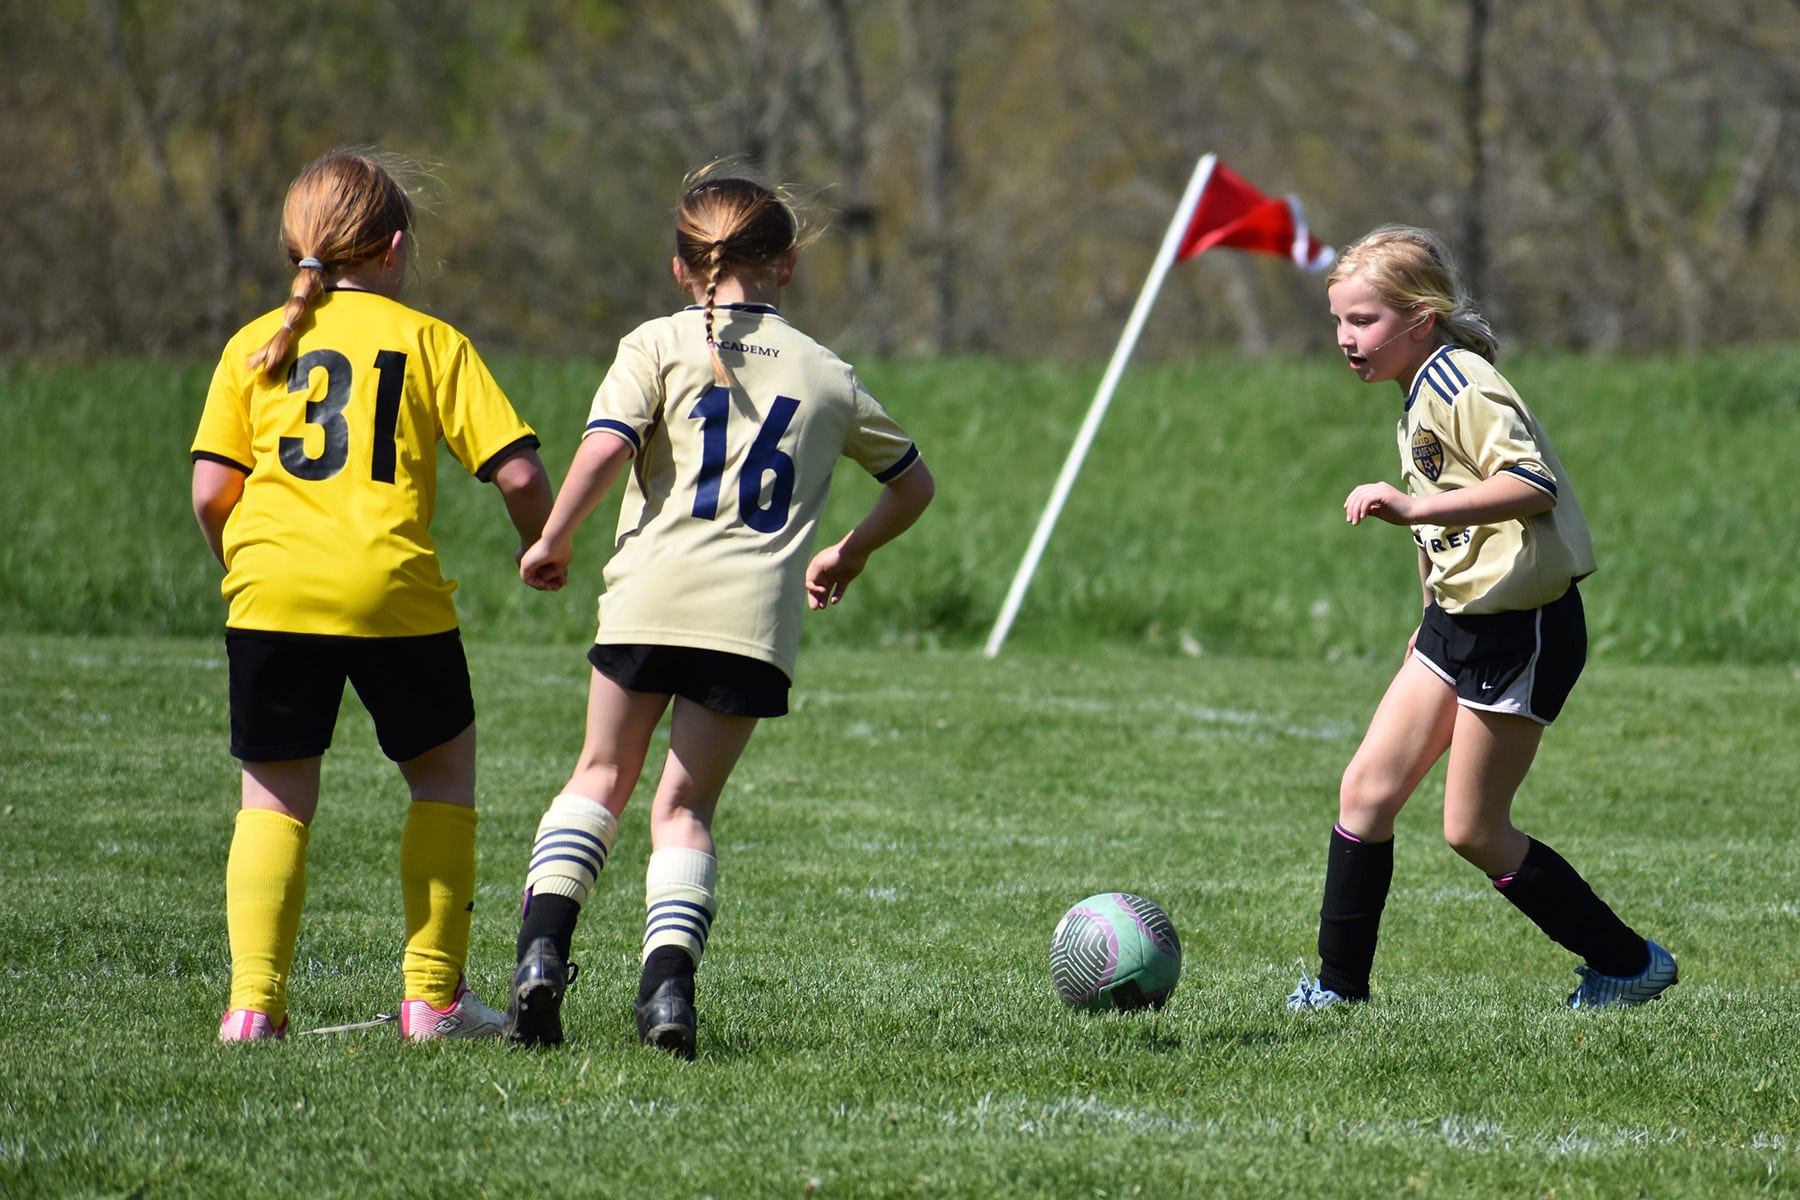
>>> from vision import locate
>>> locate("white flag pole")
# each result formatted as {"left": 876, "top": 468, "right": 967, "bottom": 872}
{"left": 982, "top": 153, "right": 1218, "bottom": 658}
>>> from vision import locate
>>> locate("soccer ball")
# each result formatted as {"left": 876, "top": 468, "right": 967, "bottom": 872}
{"left": 1049, "top": 892, "right": 1181, "bottom": 1012}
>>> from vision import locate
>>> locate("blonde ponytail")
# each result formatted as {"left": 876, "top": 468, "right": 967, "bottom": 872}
{"left": 247, "top": 259, "right": 328, "bottom": 378}
{"left": 245, "top": 150, "right": 416, "bottom": 378}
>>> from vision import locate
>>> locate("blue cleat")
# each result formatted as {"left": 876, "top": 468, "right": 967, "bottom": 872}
{"left": 1567, "top": 939, "right": 1678, "bottom": 1009}
{"left": 1285, "top": 966, "right": 1353, "bottom": 1012}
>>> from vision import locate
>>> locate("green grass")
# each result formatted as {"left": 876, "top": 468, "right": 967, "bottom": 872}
{"left": 3, "top": 637, "right": 1798, "bottom": 1198}
{"left": 2, "top": 351, "right": 1797, "bottom": 661}
{"left": 2, "top": 353, "right": 1796, "bottom": 1195}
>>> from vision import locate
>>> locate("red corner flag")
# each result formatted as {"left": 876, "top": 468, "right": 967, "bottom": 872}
{"left": 1175, "top": 159, "right": 1334, "bottom": 270}
{"left": 984, "top": 152, "right": 1333, "bottom": 658}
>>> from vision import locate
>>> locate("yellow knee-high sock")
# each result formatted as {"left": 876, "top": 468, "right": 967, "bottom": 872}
{"left": 400, "top": 801, "right": 479, "bottom": 1009}
{"left": 225, "top": 808, "right": 310, "bottom": 1026}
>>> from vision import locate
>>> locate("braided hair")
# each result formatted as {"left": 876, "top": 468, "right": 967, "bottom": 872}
{"left": 674, "top": 166, "right": 802, "bottom": 385}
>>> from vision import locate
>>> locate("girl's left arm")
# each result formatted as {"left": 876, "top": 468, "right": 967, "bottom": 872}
{"left": 805, "top": 461, "right": 936, "bottom": 610}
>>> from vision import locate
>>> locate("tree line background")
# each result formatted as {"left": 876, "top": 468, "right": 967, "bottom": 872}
{"left": 4, "top": 0, "right": 1797, "bottom": 364}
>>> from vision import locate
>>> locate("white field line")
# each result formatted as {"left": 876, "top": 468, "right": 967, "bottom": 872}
{"left": 798, "top": 688, "right": 1357, "bottom": 742}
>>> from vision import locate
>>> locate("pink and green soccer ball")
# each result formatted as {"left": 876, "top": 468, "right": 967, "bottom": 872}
{"left": 1049, "top": 892, "right": 1182, "bottom": 1012}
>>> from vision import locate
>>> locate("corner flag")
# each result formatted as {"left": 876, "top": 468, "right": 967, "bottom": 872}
{"left": 1176, "top": 159, "right": 1335, "bottom": 269}
{"left": 983, "top": 154, "right": 1334, "bottom": 658}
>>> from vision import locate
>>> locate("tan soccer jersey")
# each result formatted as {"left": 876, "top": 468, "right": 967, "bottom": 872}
{"left": 192, "top": 289, "right": 538, "bottom": 637}
{"left": 1399, "top": 346, "right": 1596, "bottom": 614}
{"left": 584, "top": 304, "right": 920, "bottom": 678}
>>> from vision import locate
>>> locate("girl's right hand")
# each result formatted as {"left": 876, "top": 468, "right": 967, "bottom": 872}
{"left": 1344, "top": 481, "right": 1418, "bottom": 526}
{"left": 519, "top": 537, "right": 571, "bottom": 591}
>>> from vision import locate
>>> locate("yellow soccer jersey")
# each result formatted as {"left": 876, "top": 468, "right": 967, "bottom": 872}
{"left": 584, "top": 304, "right": 920, "bottom": 678}
{"left": 192, "top": 289, "right": 538, "bottom": 637}
{"left": 1399, "top": 346, "right": 1597, "bottom": 614}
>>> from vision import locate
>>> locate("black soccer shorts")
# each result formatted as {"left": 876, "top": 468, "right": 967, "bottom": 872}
{"left": 1411, "top": 584, "right": 1586, "bottom": 725}
{"left": 226, "top": 628, "right": 476, "bottom": 762}
{"left": 588, "top": 642, "right": 790, "bottom": 718}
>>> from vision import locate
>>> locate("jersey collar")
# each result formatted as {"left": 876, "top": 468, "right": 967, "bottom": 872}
{"left": 1404, "top": 345, "right": 1457, "bottom": 412}
{"left": 684, "top": 303, "right": 781, "bottom": 315}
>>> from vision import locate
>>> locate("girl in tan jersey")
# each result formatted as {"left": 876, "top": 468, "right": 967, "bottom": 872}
{"left": 503, "top": 165, "right": 935, "bottom": 1057}
{"left": 1288, "top": 225, "right": 1675, "bottom": 1012}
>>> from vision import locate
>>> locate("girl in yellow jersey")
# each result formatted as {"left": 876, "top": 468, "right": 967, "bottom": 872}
{"left": 192, "top": 149, "right": 553, "bottom": 1042}
{"left": 1288, "top": 225, "right": 1676, "bottom": 1012}
{"left": 503, "top": 165, "right": 935, "bottom": 1057}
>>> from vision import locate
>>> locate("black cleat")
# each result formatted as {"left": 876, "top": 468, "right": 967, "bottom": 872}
{"left": 633, "top": 975, "right": 697, "bottom": 1061}
{"left": 505, "top": 937, "right": 578, "bottom": 1048}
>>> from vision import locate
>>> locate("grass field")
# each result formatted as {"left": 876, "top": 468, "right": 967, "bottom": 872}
{"left": 4, "top": 637, "right": 1798, "bottom": 1198}
{"left": 1, "top": 352, "right": 1797, "bottom": 1197}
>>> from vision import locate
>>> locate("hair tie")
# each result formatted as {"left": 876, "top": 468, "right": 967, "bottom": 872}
{"left": 297, "top": 257, "right": 325, "bottom": 271}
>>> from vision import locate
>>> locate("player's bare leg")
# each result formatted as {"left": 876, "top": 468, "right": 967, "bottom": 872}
{"left": 1440, "top": 707, "right": 1537, "bottom": 876}
{"left": 567, "top": 672, "right": 672, "bottom": 816}
{"left": 635, "top": 699, "right": 758, "bottom": 1060}
{"left": 1338, "top": 656, "right": 1459, "bottom": 841}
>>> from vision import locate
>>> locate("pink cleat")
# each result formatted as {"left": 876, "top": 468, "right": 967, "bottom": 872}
{"left": 219, "top": 1008, "right": 287, "bottom": 1043}
{"left": 399, "top": 983, "right": 506, "bottom": 1042}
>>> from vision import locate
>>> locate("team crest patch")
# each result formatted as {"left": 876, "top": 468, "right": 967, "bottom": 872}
{"left": 1411, "top": 427, "right": 1445, "bottom": 482}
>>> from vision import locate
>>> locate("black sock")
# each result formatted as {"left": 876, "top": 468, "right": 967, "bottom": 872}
{"left": 516, "top": 892, "right": 581, "bottom": 963}
{"left": 1491, "top": 837, "right": 1649, "bottom": 977}
{"left": 637, "top": 945, "right": 696, "bottom": 1003}
{"left": 1316, "top": 825, "right": 1393, "bottom": 1001}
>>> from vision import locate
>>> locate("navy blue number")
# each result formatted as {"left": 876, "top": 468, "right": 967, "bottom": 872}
{"left": 688, "top": 387, "right": 800, "bottom": 532}
{"left": 689, "top": 386, "right": 730, "bottom": 519}
{"left": 279, "top": 349, "right": 407, "bottom": 483}
{"left": 741, "top": 396, "right": 799, "bottom": 532}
